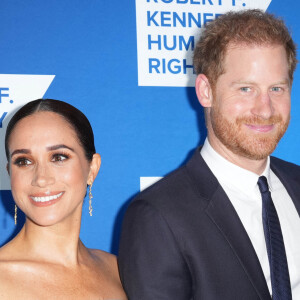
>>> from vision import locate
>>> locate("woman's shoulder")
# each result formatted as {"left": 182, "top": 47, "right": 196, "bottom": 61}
{"left": 89, "top": 248, "right": 117, "bottom": 262}
{"left": 0, "top": 239, "right": 26, "bottom": 266}
{"left": 0, "top": 242, "right": 17, "bottom": 266}
{"left": 88, "top": 248, "right": 119, "bottom": 274}
{"left": 0, "top": 243, "right": 33, "bottom": 280}
{"left": 87, "top": 248, "right": 127, "bottom": 299}
{"left": 0, "top": 248, "right": 21, "bottom": 299}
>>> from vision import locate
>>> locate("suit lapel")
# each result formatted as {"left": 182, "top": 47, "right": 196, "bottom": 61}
{"left": 271, "top": 157, "right": 300, "bottom": 216}
{"left": 186, "top": 148, "right": 271, "bottom": 300}
{"left": 205, "top": 188, "right": 271, "bottom": 300}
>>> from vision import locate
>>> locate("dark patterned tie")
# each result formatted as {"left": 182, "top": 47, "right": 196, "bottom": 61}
{"left": 257, "top": 176, "right": 292, "bottom": 300}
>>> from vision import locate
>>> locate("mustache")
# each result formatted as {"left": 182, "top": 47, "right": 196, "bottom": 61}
{"left": 236, "top": 115, "right": 283, "bottom": 125}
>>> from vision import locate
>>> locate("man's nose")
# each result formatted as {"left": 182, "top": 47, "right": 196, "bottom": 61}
{"left": 251, "top": 91, "right": 274, "bottom": 119}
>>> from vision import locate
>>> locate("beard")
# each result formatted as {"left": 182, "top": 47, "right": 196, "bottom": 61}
{"left": 210, "top": 106, "right": 290, "bottom": 160}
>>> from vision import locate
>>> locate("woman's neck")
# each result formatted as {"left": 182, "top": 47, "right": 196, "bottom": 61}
{"left": 12, "top": 216, "right": 87, "bottom": 266}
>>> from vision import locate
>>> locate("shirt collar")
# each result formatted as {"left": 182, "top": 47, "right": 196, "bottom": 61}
{"left": 200, "top": 138, "right": 272, "bottom": 193}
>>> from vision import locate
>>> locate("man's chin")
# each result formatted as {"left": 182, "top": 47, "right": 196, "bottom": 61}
{"left": 210, "top": 112, "right": 289, "bottom": 161}
{"left": 229, "top": 138, "right": 279, "bottom": 160}
{"left": 237, "top": 149, "right": 273, "bottom": 161}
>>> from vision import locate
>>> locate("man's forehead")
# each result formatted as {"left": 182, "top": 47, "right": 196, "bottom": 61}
{"left": 225, "top": 42, "right": 286, "bottom": 55}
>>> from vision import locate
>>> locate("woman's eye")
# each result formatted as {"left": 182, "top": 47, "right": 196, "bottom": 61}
{"left": 52, "top": 154, "right": 69, "bottom": 162}
{"left": 13, "top": 158, "right": 32, "bottom": 167}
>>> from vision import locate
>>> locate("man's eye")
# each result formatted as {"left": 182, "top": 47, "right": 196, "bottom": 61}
{"left": 52, "top": 154, "right": 69, "bottom": 162}
{"left": 240, "top": 87, "right": 251, "bottom": 92}
{"left": 271, "top": 87, "right": 282, "bottom": 92}
{"left": 13, "top": 158, "right": 32, "bottom": 167}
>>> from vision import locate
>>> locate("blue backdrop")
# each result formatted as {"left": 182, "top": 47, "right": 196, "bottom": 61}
{"left": 1, "top": 0, "right": 300, "bottom": 254}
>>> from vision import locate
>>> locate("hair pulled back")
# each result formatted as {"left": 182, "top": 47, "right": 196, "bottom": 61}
{"left": 5, "top": 99, "right": 96, "bottom": 162}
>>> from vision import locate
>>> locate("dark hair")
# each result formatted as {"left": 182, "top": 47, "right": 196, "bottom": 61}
{"left": 193, "top": 9, "right": 297, "bottom": 87}
{"left": 5, "top": 99, "right": 96, "bottom": 161}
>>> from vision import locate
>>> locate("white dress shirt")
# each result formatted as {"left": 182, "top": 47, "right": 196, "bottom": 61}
{"left": 200, "top": 138, "right": 300, "bottom": 298}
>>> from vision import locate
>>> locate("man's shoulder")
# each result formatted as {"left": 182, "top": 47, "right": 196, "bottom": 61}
{"left": 131, "top": 149, "right": 213, "bottom": 211}
{"left": 128, "top": 161, "right": 209, "bottom": 220}
{"left": 137, "top": 164, "right": 192, "bottom": 201}
{"left": 271, "top": 156, "right": 300, "bottom": 175}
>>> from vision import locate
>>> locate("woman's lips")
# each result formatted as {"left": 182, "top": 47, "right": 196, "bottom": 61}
{"left": 29, "top": 191, "right": 64, "bottom": 207}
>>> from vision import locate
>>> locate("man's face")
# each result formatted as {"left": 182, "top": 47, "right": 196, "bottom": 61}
{"left": 207, "top": 44, "right": 291, "bottom": 160}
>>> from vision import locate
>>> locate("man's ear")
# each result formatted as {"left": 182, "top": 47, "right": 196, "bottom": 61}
{"left": 195, "top": 74, "right": 213, "bottom": 108}
{"left": 87, "top": 154, "right": 101, "bottom": 185}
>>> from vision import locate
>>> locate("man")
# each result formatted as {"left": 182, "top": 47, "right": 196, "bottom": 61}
{"left": 119, "top": 10, "right": 300, "bottom": 299}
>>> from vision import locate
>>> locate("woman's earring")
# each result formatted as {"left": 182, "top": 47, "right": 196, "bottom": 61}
{"left": 14, "top": 204, "right": 17, "bottom": 225}
{"left": 89, "top": 183, "right": 93, "bottom": 216}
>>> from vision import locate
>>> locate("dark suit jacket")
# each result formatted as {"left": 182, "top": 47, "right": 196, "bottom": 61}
{"left": 118, "top": 148, "right": 300, "bottom": 299}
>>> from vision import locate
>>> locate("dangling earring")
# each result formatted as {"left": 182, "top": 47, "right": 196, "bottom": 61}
{"left": 89, "top": 183, "right": 93, "bottom": 216}
{"left": 14, "top": 204, "right": 17, "bottom": 225}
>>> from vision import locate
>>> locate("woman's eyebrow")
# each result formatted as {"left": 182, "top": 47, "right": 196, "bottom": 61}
{"left": 10, "top": 144, "right": 75, "bottom": 158}
{"left": 10, "top": 149, "right": 30, "bottom": 158}
{"left": 46, "top": 144, "right": 75, "bottom": 152}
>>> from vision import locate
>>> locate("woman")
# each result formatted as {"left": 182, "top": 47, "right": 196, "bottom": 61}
{"left": 0, "top": 99, "right": 127, "bottom": 299}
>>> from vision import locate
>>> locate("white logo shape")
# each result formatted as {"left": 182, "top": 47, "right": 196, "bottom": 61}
{"left": 140, "top": 177, "right": 163, "bottom": 191}
{"left": 136, "top": 0, "right": 272, "bottom": 87}
{"left": 0, "top": 74, "right": 55, "bottom": 190}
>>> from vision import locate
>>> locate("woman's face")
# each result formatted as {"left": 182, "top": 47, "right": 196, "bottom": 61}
{"left": 7, "top": 111, "right": 99, "bottom": 226}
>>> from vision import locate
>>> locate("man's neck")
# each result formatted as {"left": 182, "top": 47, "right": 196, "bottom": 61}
{"left": 208, "top": 137, "right": 268, "bottom": 175}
